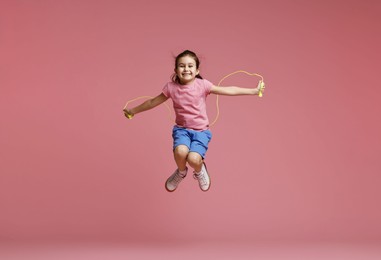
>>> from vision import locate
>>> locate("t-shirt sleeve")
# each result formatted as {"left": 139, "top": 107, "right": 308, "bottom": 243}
{"left": 203, "top": 79, "right": 213, "bottom": 96}
{"left": 162, "top": 82, "right": 170, "bottom": 98}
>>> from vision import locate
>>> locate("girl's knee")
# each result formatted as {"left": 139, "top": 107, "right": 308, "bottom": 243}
{"left": 187, "top": 152, "right": 203, "bottom": 166}
{"left": 174, "top": 145, "right": 189, "bottom": 158}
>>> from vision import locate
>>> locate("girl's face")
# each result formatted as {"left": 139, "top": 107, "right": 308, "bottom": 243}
{"left": 175, "top": 56, "right": 199, "bottom": 85}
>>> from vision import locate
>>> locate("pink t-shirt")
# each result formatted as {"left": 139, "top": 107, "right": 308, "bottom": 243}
{"left": 162, "top": 78, "right": 213, "bottom": 130}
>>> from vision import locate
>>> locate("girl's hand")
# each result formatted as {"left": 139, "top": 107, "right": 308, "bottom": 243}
{"left": 123, "top": 109, "right": 134, "bottom": 119}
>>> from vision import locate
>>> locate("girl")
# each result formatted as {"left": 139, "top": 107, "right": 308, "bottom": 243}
{"left": 123, "top": 50, "right": 264, "bottom": 192}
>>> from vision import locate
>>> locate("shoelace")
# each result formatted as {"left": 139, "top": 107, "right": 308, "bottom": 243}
{"left": 193, "top": 172, "right": 207, "bottom": 186}
{"left": 171, "top": 171, "right": 185, "bottom": 185}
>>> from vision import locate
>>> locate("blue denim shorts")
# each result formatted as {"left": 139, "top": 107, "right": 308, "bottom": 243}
{"left": 172, "top": 126, "right": 212, "bottom": 158}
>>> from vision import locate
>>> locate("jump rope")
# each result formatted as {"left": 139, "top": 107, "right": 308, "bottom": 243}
{"left": 123, "top": 70, "right": 265, "bottom": 127}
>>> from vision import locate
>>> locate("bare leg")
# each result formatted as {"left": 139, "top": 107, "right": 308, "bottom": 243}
{"left": 187, "top": 152, "right": 203, "bottom": 172}
{"left": 174, "top": 145, "right": 189, "bottom": 171}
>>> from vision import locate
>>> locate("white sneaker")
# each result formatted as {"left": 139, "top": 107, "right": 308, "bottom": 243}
{"left": 165, "top": 168, "right": 187, "bottom": 192}
{"left": 193, "top": 163, "right": 211, "bottom": 192}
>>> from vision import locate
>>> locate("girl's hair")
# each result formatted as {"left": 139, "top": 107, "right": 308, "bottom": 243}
{"left": 171, "top": 50, "right": 203, "bottom": 83}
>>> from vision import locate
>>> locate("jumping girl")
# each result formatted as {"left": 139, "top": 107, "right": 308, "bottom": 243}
{"left": 123, "top": 50, "right": 264, "bottom": 192}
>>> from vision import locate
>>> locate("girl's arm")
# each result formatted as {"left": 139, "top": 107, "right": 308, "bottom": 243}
{"left": 211, "top": 81, "right": 264, "bottom": 96}
{"left": 123, "top": 93, "right": 168, "bottom": 118}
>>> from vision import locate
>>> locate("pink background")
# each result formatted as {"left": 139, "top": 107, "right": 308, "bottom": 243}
{"left": 1, "top": 0, "right": 380, "bottom": 246}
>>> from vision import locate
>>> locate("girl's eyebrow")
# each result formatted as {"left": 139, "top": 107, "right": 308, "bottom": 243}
{"left": 178, "top": 62, "right": 195, "bottom": 66}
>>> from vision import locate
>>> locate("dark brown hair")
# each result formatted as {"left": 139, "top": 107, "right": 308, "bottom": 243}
{"left": 171, "top": 50, "right": 203, "bottom": 83}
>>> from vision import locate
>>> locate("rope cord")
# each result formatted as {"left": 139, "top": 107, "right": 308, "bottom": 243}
{"left": 210, "top": 70, "right": 264, "bottom": 127}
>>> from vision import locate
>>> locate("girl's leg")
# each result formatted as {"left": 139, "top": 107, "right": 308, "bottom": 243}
{"left": 188, "top": 152, "right": 210, "bottom": 192}
{"left": 174, "top": 145, "right": 189, "bottom": 171}
{"left": 166, "top": 145, "right": 189, "bottom": 192}
{"left": 187, "top": 152, "right": 203, "bottom": 172}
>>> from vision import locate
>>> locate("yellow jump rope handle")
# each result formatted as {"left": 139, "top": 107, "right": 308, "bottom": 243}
{"left": 123, "top": 110, "right": 134, "bottom": 119}
{"left": 258, "top": 80, "right": 265, "bottom": 97}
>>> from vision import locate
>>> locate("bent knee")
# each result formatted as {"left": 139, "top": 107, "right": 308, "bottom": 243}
{"left": 187, "top": 152, "right": 203, "bottom": 166}
{"left": 174, "top": 145, "right": 189, "bottom": 157}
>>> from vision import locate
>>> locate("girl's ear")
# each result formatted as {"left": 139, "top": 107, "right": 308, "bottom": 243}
{"left": 196, "top": 69, "right": 200, "bottom": 75}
